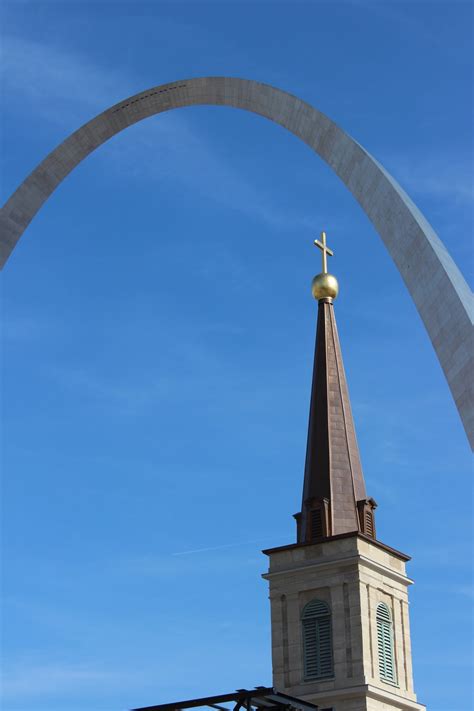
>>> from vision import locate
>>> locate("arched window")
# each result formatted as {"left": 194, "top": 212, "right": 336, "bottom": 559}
{"left": 302, "top": 599, "right": 333, "bottom": 680}
{"left": 376, "top": 602, "right": 396, "bottom": 684}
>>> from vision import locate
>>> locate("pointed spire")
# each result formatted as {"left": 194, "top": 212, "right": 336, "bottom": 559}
{"left": 295, "top": 234, "right": 377, "bottom": 544}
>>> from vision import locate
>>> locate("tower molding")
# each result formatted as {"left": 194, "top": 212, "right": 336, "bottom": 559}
{"left": 263, "top": 540, "right": 413, "bottom": 589}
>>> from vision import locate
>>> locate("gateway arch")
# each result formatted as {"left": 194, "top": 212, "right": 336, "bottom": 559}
{"left": 0, "top": 77, "right": 472, "bottom": 446}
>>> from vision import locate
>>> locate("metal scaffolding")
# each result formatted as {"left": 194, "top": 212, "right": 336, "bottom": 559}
{"left": 132, "top": 686, "right": 320, "bottom": 711}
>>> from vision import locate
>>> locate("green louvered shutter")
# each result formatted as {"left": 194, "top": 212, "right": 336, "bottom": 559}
{"left": 302, "top": 600, "right": 333, "bottom": 680}
{"left": 376, "top": 603, "right": 396, "bottom": 684}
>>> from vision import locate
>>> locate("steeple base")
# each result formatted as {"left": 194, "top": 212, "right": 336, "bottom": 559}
{"left": 262, "top": 534, "right": 425, "bottom": 711}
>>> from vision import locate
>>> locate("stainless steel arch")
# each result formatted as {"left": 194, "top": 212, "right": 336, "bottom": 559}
{"left": 1, "top": 77, "right": 472, "bottom": 445}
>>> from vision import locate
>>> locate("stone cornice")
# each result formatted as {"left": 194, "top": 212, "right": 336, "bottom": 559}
{"left": 263, "top": 531, "right": 411, "bottom": 561}
{"left": 262, "top": 549, "right": 413, "bottom": 588}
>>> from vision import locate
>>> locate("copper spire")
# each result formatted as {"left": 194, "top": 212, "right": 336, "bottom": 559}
{"left": 295, "top": 235, "right": 377, "bottom": 543}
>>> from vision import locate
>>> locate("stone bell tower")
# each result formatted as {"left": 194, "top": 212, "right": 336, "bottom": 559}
{"left": 262, "top": 234, "right": 425, "bottom": 711}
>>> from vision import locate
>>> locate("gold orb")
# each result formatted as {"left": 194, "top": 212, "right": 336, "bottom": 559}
{"left": 311, "top": 272, "right": 339, "bottom": 301}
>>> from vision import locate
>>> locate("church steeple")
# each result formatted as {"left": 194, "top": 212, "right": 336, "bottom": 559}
{"left": 295, "top": 233, "right": 377, "bottom": 543}
{"left": 263, "top": 234, "right": 423, "bottom": 710}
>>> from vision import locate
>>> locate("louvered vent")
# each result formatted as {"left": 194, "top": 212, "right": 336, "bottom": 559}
{"left": 310, "top": 509, "right": 323, "bottom": 540}
{"left": 302, "top": 599, "right": 333, "bottom": 680}
{"left": 376, "top": 603, "right": 397, "bottom": 684}
{"left": 357, "top": 498, "right": 377, "bottom": 538}
{"left": 365, "top": 510, "right": 374, "bottom": 537}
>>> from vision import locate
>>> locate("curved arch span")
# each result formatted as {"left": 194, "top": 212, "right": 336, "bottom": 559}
{"left": 0, "top": 77, "right": 472, "bottom": 445}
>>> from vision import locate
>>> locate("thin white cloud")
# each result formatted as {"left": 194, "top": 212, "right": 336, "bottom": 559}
{"left": 410, "top": 542, "right": 473, "bottom": 567}
{"left": 384, "top": 153, "right": 474, "bottom": 205}
{"left": 41, "top": 311, "right": 297, "bottom": 419}
{"left": 344, "top": 0, "right": 471, "bottom": 60}
{"left": 45, "top": 356, "right": 273, "bottom": 419}
{"left": 1, "top": 313, "right": 52, "bottom": 343}
{"left": 417, "top": 582, "right": 474, "bottom": 599}
{"left": 1, "top": 35, "right": 133, "bottom": 121}
{"left": 2, "top": 33, "right": 324, "bottom": 230}
{"left": 1, "top": 661, "right": 130, "bottom": 696}
{"left": 46, "top": 364, "right": 167, "bottom": 416}
{"left": 100, "top": 116, "right": 322, "bottom": 231}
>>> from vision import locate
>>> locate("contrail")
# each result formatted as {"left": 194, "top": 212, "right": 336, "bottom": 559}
{"left": 172, "top": 536, "right": 288, "bottom": 556}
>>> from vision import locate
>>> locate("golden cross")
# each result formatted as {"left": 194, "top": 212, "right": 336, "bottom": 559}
{"left": 314, "top": 231, "right": 334, "bottom": 274}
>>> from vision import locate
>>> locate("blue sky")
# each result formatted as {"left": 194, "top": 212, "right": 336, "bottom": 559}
{"left": 1, "top": 1, "right": 473, "bottom": 710}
